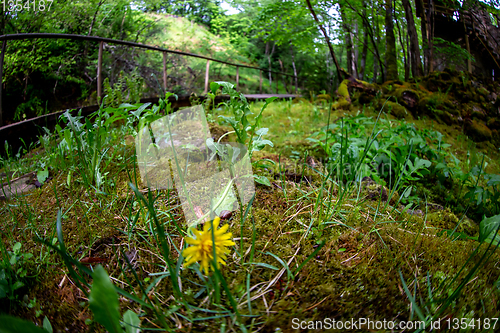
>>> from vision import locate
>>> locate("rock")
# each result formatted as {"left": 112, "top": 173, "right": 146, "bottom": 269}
{"left": 465, "top": 119, "right": 493, "bottom": 142}
{"left": 487, "top": 117, "right": 500, "bottom": 130}
{"left": 384, "top": 100, "right": 408, "bottom": 119}
{"left": 477, "top": 86, "right": 489, "bottom": 97}
{"left": 471, "top": 104, "right": 487, "bottom": 120}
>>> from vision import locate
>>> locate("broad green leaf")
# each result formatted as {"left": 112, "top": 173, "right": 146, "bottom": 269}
{"left": 12, "top": 281, "right": 24, "bottom": 290}
{"left": 0, "top": 315, "right": 48, "bottom": 333}
{"left": 43, "top": 316, "right": 53, "bottom": 333}
{"left": 37, "top": 167, "right": 49, "bottom": 185}
{"left": 479, "top": 214, "right": 500, "bottom": 243}
{"left": 122, "top": 310, "right": 140, "bottom": 333}
{"left": 210, "top": 81, "right": 220, "bottom": 95}
{"left": 253, "top": 175, "right": 271, "bottom": 186}
{"left": 88, "top": 265, "right": 122, "bottom": 333}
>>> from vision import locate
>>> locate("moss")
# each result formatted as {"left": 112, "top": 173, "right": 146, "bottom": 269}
{"left": 316, "top": 94, "right": 332, "bottom": 102}
{"left": 393, "top": 87, "right": 419, "bottom": 112}
{"left": 427, "top": 209, "right": 478, "bottom": 236}
{"left": 477, "top": 86, "right": 489, "bottom": 97}
{"left": 332, "top": 99, "right": 352, "bottom": 110}
{"left": 292, "top": 97, "right": 309, "bottom": 104}
{"left": 382, "top": 100, "right": 409, "bottom": 120}
{"left": 337, "top": 79, "right": 351, "bottom": 101}
{"left": 465, "top": 119, "right": 493, "bottom": 142}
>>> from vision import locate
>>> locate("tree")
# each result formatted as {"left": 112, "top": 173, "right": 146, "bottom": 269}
{"left": 401, "top": 0, "right": 423, "bottom": 77}
{"left": 385, "top": 0, "right": 398, "bottom": 80}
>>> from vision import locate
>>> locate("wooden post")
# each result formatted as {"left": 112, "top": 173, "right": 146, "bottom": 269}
{"left": 0, "top": 40, "right": 6, "bottom": 127}
{"left": 163, "top": 51, "right": 167, "bottom": 92}
{"left": 259, "top": 70, "right": 263, "bottom": 94}
{"left": 204, "top": 60, "right": 210, "bottom": 94}
{"left": 97, "top": 41, "right": 103, "bottom": 104}
{"left": 236, "top": 66, "right": 239, "bottom": 92}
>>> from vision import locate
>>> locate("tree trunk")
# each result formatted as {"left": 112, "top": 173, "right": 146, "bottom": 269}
{"left": 266, "top": 41, "right": 275, "bottom": 86}
{"left": 278, "top": 59, "right": 289, "bottom": 94}
{"left": 428, "top": 0, "right": 434, "bottom": 73}
{"left": 385, "top": 0, "right": 398, "bottom": 80}
{"left": 402, "top": 0, "right": 423, "bottom": 77}
{"left": 345, "top": 0, "right": 385, "bottom": 81}
{"left": 340, "top": 4, "right": 357, "bottom": 77}
{"left": 359, "top": 12, "right": 369, "bottom": 80}
{"left": 373, "top": 4, "right": 380, "bottom": 82}
{"left": 354, "top": 21, "right": 359, "bottom": 78}
{"left": 416, "top": 0, "right": 431, "bottom": 74}
{"left": 395, "top": 9, "right": 409, "bottom": 80}
{"left": 290, "top": 43, "right": 298, "bottom": 93}
{"left": 305, "top": 0, "right": 344, "bottom": 81}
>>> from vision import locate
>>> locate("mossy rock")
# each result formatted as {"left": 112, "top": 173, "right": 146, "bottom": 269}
{"left": 316, "top": 94, "right": 332, "bottom": 102}
{"left": 426, "top": 76, "right": 449, "bottom": 91}
{"left": 292, "top": 97, "right": 309, "bottom": 104}
{"left": 337, "top": 79, "right": 351, "bottom": 101}
{"left": 381, "top": 100, "right": 409, "bottom": 120}
{"left": 465, "top": 119, "right": 493, "bottom": 142}
{"left": 393, "top": 87, "right": 419, "bottom": 111}
{"left": 477, "top": 86, "right": 489, "bottom": 97}
{"left": 487, "top": 117, "right": 500, "bottom": 130}
{"left": 439, "top": 110, "right": 459, "bottom": 125}
{"left": 358, "top": 92, "right": 375, "bottom": 105}
{"left": 364, "top": 183, "right": 399, "bottom": 206}
{"left": 427, "top": 209, "right": 478, "bottom": 236}
{"left": 332, "top": 99, "right": 352, "bottom": 110}
{"left": 417, "top": 92, "right": 453, "bottom": 118}
{"left": 471, "top": 104, "right": 487, "bottom": 120}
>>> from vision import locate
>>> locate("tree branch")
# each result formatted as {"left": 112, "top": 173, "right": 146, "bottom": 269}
{"left": 304, "top": 0, "right": 344, "bottom": 81}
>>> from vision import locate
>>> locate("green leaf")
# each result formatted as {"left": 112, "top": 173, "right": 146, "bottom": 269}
{"left": 0, "top": 315, "right": 48, "bottom": 333}
{"left": 43, "top": 317, "right": 53, "bottom": 333}
{"left": 88, "top": 265, "right": 122, "bottom": 333}
{"left": 210, "top": 82, "right": 220, "bottom": 95}
{"left": 122, "top": 310, "right": 140, "bottom": 333}
{"left": 37, "top": 167, "right": 49, "bottom": 185}
{"left": 12, "top": 281, "right": 24, "bottom": 290}
{"left": 13, "top": 242, "right": 21, "bottom": 252}
{"left": 479, "top": 214, "right": 500, "bottom": 243}
{"left": 253, "top": 175, "right": 271, "bottom": 186}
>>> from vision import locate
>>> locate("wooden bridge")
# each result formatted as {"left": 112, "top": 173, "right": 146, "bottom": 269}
{"left": 0, "top": 33, "right": 301, "bottom": 155}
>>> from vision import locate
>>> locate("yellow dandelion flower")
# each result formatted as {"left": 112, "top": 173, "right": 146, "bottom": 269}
{"left": 182, "top": 217, "right": 236, "bottom": 274}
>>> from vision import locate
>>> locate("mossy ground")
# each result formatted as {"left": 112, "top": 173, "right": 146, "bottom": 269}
{"left": 1, "top": 95, "right": 499, "bottom": 332}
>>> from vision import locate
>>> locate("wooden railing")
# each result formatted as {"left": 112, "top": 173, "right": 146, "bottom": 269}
{"left": 0, "top": 33, "right": 299, "bottom": 126}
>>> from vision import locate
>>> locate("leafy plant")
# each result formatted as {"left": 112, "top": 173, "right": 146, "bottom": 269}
{"left": 213, "top": 81, "right": 277, "bottom": 185}
{"left": 0, "top": 241, "right": 33, "bottom": 301}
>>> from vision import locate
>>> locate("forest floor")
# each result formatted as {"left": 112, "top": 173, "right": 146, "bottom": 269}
{"left": 1, "top": 75, "right": 500, "bottom": 332}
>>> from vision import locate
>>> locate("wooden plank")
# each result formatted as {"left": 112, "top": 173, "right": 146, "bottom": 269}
{"left": 163, "top": 51, "right": 167, "bottom": 91}
{"left": 236, "top": 66, "right": 239, "bottom": 92}
{"left": 204, "top": 60, "right": 210, "bottom": 94}
{"left": 0, "top": 40, "right": 6, "bottom": 127}
{"left": 97, "top": 41, "right": 103, "bottom": 103}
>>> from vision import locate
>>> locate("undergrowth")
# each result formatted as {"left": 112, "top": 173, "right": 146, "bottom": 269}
{"left": 0, "top": 84, "right": 499, "bottom": 332}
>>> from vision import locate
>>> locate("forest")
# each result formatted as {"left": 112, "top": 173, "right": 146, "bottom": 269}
{"left": 1, "top": 0, "right": 500, "bottom": 332}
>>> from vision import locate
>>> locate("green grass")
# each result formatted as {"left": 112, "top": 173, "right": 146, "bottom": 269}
{"left": 1, "top": 88, "right": 499, "bottom": 332}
